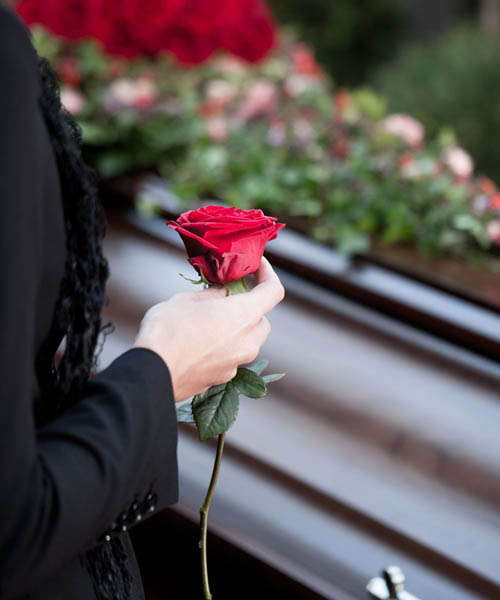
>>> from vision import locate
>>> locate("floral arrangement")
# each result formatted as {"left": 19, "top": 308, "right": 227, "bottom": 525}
{"left": 22, "top": 10, "right": 500, "bottom": 268}
{"left": 18, "top": 0, "right": 275, "bottom": 63}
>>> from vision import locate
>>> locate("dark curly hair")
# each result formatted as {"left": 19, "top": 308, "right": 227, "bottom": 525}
{"left": 35, "top": 57, "right": 132, "bottom": 599}
{"left": 35, "top": 56, "right": 110, "bottom": 419}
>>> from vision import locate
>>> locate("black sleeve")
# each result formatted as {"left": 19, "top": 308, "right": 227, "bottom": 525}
{"left": 0, "top": 7, "right": 178, "bottom": 598}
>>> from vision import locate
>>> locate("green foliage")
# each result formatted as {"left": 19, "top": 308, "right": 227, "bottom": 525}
{"left": 176, "top": 401, "right": 195, "bottom": 423}
{"left": 31, "top": 26, "right": 500, "bottom": 268}
{"left": 190, "top": 365, "right": 283, "bottom": 440}
{"left": 268, "top": 0, "right": 402, "bottom": 85}
{"left": 192, "top": 383, "right": 240, "bottom": 441}
{"left": 233, "top": 368, "right": 267, "bottom": 398}
{"left": 376, "top": 24, "right": 500, "bottom": 183}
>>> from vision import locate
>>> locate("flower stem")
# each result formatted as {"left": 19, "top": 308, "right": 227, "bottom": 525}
{"left": 200, "top": 432, "right": 226, "bottom": 599}
{"left": 224, "top": 278, "right": 247, "bottom": 295}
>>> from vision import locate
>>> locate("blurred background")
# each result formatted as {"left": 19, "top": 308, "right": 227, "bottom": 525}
{"left": 16, "top": 1, "right": 500, "bottom": 598}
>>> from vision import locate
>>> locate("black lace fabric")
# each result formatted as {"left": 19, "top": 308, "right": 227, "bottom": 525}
{"left": 36, "top": 55, "right": 131, "bottom": 599}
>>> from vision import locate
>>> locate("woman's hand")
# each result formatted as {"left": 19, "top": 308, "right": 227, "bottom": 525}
{"left": 133, "top": 258, "right": 285, "bottom": 402}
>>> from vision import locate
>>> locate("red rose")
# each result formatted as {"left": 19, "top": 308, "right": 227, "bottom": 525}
{"left": 93, "top": 15, "right": 142, "bottom": 59}
{"left": 168, "top": 206, "right": 285, "bottom": 284}
{"left": 162, "top": 24, "right": 217, "bottom": 64}
{"left": 217, "top": 0, "right": 276, "bottom": 62}
{"left": 17, "top": 0, "right": 102, "bottom": 40}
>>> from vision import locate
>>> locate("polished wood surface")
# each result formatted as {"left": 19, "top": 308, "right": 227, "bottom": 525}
{"left": 100, "top": 211, "right": 500, "bottom": 600}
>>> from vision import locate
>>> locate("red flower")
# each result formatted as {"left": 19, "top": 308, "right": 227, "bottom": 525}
{"left": 168, "top": 206, "right": 285, "bottom": 284}
{"left": 292, "top": 44, "right": 321, "bottom": 76}
{"left": 163, "top": 24, "right": 217, "bottom": 64}
{"left": 94, "top": 19, "right": 142, "bottom": 58}
{"left": 57, "top": 57, "right": 81, "bottom": 86}
{"left": 18, "top": 0, "right": 102, "bottom": 40}
{"left": 217, "top": 0, "right": 276, "bottom": 62}
{"left": 480, "top": 177, "right": 497, "bottom": 197}
{"left": 490, "top": 194, "right": 500, "bottom": 211}
{"left": 332, "top": 139, "right": 350, "bottom": 159}
{"left": 18, "top": 0, "right": 276, "bottom": 64}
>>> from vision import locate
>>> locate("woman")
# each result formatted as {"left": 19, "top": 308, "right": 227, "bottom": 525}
{"left": 0, "top": 3, "right": 284, "bottom": 599}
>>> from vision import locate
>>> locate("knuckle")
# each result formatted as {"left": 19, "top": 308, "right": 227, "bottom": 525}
{"left": 227, "top": 367, "right": 238, "bottom": 381}
{"left": 245, "top": 345, "right": 260, "bottom": 364}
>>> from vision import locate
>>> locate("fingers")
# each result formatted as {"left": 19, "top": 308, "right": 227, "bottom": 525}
{"left": 238, "top": 258, "right": 285, "bottom": 316}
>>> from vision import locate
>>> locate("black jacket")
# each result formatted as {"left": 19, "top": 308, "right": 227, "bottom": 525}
{"left": 0, "top": 6, "right": 179, "bottom": 599}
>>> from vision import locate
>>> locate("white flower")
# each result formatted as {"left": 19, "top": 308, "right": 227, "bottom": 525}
{"left": 106, "top": 79, "right": 137, "bottom": 108}
{"left": 206, "top": 80, "right": 236, "bottom": 109}
{"left": 442, "top": 146, "right": 474, "bottom": 180}
{"left": 60, "top": 86, "right": 85, "bottom": 115}
{"left": 380, "top": 113, "right": 424, "bottom": 147}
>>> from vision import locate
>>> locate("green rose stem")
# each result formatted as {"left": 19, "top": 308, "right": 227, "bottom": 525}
{"left": 200, "top": 432, "right": 225, "bottom": 600}
{"left": 199, "top": 277, "right": 246, "bottom": 599}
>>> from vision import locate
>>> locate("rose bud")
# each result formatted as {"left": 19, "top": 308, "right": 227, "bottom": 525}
{"left": 168, "top": 206, "right": 285, "bottom": 284}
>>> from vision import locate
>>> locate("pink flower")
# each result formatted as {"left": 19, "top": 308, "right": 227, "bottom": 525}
{"left": 486, "top": 220, "right": 500, "bottom": 245}
{"left": 104, "top": 77, "right": 156, "bottom": 113}
{"left": 60, "top": 86, "right": 85, "bottom": 115}
{"left": 238, "top": 80, "right": 277, "bottom": 120}
{"left": 205, "top": 117, "right": 228, "bottom": 142}
{"left": 380, "top": 114, "right": 424, "bottom": 148}
{"left": 442, "top": 146, "right": 474, "bottom": 181}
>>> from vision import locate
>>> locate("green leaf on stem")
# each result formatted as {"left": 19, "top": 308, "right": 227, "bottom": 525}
{"left": 176, "top": 401, "right": 195, "bottom": 423}
{"left": 262, "top": 373, "right": 286, "bottom": 384}
{"left": 192, "top": 383, "right": 240, "bottom": 441}
{"left": 246, "top": 359, "right": 269, "bottom": 375}
{"left": 233, "top": 367, "right": 267, "bottom": 398}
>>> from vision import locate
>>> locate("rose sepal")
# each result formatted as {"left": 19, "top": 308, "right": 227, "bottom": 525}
{"left": 224, "top": 278, "right": 247, "bottom": 295}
